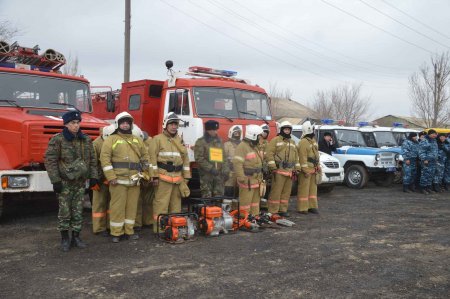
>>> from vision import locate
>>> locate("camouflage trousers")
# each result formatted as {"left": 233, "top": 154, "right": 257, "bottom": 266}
{"left": 444, "top": 160, "right": 450, "bottom": 184}
{"left": 420, "top": 161, "right": 436, "bottom": 187}
{"left": 433, "top": 159, "right": 446, "bottom": 184}
{"left": 57, "top": 180, "right": 86, "bottom": 232}
{"left": 402, "top": 159, "right": 417, "bottom": 185}
{"left": 199, "top": 171, "right": 224, "bottom": 198}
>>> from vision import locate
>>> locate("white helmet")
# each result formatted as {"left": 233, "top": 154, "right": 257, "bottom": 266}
{"left": 279, "top": 121, "right": 292, "bottom": 132}
{"left": 302, "top": 120, "right": 314, "bottom": 135}
{"left": 162, "top": 112, "right": 180, "bottom": 129}
{"left": 114, "top": 111, "right": 134, "bottom": 129}
{"left": 228, "top": 125, "right": 242, "bottom": 139}
{"left": 102, "top": 124, "right": 116, "bottom": 139}
{"left": 245, "top": 124, "right": 264, "bottom": 141}
{"left": 132, "top": 124, "right": 144, "bottom": 139}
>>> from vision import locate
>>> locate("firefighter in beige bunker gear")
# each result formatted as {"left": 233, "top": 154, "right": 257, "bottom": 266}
{"left": 224, "top": 125, "right": 242, "bottom": 197}
{"left": 258, "top": 123, "right": 270, "bottom": 209}
{"left": 135, "top": 130, "right": 156, "bottom": 228}
{"left": 100, "top": 112, "right": 151, "bottom": 242}
{"left": 150, "top": 112, "right": 191, "bottom": 233}
{"left": 233, "top": 125, "right": 264, "bottom": 216}
{"left": 266, "top": 121, "right": 300, "bottom": 217}
{"left": 297, "top": 121, "right": 320, "bottom": 214}
{"left": 91, "top": 124, "right": 115, "bottom": 236}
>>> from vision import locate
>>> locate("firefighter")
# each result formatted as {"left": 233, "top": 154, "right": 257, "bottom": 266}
{"left": 296, "top": 121, "right": 320, "bottom": 214}
{"left": 266, "top": 121, "right": 300, "bottom": 217}
{"left": 223, "top": 125, "right": 242, "bottom": 197}
{"left": 194, "top": 120, "right": 230, "bottom": 198}
{"left": 258, "top": 124, "right": 271, "bottom": 209}
{"left": 91, "top": 124, "right": 115, "bottom": 236}
{"left": 135, "top": 130, "right": 156, "bottom": 229}
{"left": 44, "top": 110, "right": 98, "bottom": 252}
{"left": 233, "top": 124, "right": 264, "bottom": 216}
{"left": 100, "top": 112, "right": 150, "bottom": 243}
{"left": 150, "top": 112, "right": 191, "bottom": 233}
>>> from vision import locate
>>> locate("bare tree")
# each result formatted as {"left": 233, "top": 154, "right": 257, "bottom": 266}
{"left": 309, "top": 83, "right": 371, "bottom": 125}
{"left": 268, "top": 81, "right": 292, "bottom": 118}
{"left": 409, "top": 52, "right": 450, "bottom": 127}
{"left": 0, "top": 20, "right": 20, "bottom": 41}
{"left": 62, "top": 54, "right": 79, "bottom": 76}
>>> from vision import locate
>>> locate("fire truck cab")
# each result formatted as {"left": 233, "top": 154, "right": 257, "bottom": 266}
{"left": 0, "top": 40, "right": 107, "bottom": 217}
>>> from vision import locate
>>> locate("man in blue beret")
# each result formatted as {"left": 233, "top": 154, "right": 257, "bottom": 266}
{"left": 45, "top": 110, "right": 99, "bottom": 252}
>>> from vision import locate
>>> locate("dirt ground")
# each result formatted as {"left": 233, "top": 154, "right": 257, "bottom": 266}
{"left": 0, "top": 184, "right": 449, "bottom": 298}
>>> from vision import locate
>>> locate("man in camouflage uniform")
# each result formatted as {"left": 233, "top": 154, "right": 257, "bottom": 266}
{"left": 101, "top": 112, "right": 150, "bottom": 243}
{"left": 433, "top": 133, "right": 449, "bottom": 192}
{"left": 444, "top": 133, "right": 450, "bottom": 191}
{"left": 91, "top": 124, "right": 115, "bottom": 236}
{"left": 45, "top": 110, "right": 98, "bottom": 252}
{"left": 297, "top": 121, "right": 320, "bottom": 214}
{"left": 233, "top": 125, "right": 264, "bottom": 216}
{"left": 401, "top": 132, "right": 419, "bottom": 193}
{"left": 223, "top": 125, "right": 242, "bottom": 198}
{"left": 418, "top": 129, "right": 438, "bottom": 194}
{"left": 266, "top": 121, "right": 300, "bottom": 217}
{"left": 135, "top": 131, "right": 156, "bottom": 229}
{"left": 150, "top": 112, "right": 191, "bottom": 233}
{"left": 194, "top": 120, "right": 229, "bottom": 198}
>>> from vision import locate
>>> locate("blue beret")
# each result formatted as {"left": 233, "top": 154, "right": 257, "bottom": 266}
{"left": 62, "top": 110, "right": 82, "bottom": 124}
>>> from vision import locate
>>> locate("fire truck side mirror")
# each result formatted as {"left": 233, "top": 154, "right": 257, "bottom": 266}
{"left": 106, "top": 92, "right": 115, "bottom": 112}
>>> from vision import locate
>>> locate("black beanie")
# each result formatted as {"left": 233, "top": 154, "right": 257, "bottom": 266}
{"left": 408, "top": 132, "right": 417, "bottom": 139}
{"left": 428, "top": 129, "right": 437, "bottom": 135}
{"left": 205, "top": 120, "right": 219, "bottom": 130}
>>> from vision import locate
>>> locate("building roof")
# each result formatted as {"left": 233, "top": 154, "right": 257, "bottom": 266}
{"left": 271, "top": 97, "right": 318, "bottom": 122}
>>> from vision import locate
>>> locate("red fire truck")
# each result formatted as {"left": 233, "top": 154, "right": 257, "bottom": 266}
{"left": 91, "top": 62, "right": 277, "bottom": 191}
{"left": 0, "top": 41, "right": 107, "bottom": 217}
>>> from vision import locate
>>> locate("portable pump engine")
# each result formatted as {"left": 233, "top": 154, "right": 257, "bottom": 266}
{"left": 157, "top": 213, "right": 197, "bottom": 243}
{"left": 197, "top": 201, "right": 235, "bottom": 236}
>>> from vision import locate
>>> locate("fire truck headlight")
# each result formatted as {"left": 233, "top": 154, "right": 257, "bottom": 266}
{"left": 2, "top": 176, "right": 30, "bottom": 188}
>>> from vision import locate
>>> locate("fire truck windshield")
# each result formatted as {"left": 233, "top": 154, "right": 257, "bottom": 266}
{"left": 0, "top": 72, "right": 91, "bottom": 112}
{"left": 193, "top": 87, "right": 271, "bottom": 120}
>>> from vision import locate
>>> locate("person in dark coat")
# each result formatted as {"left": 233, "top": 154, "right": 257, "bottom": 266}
{"left": 318, "top": 132, "right": 336, "bottom": 155}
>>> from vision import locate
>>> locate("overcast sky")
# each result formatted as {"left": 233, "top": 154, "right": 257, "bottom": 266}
{"left": 2, "top": 0, "right": 450, "bottom": 119}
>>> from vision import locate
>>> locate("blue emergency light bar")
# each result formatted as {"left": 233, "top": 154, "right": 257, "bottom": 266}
{"left": 358, "top": 121, "right": 369, "bottom": 127}
{"left": 321, "top": 119, "right": 334, "bottom": 125}
{"left": 392, "top": 122, "right": 403, "bottom": 127}
{"left": 189, "top": 66, "right": 237, "bottom": 77}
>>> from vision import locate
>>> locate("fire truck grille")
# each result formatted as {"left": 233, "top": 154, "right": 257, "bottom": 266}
{"left": 29, "top": 125, "right": 100, "bottom": 161}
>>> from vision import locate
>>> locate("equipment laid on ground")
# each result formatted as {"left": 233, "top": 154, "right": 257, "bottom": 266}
{"left": 192, "top": 197, "right": 235, "bottom": 236}
{"left": 157, "top": 212, "right": 197, "bottom": 243}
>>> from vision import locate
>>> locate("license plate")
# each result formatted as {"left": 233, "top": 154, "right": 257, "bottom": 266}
{"left": 329, "top": 176, "right": 341, "bottom": 182}
{"left": 386, "top": 167, "right": 396, "bottom": 172}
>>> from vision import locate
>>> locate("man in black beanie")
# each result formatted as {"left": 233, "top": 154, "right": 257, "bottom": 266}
{"left": 194, "top": 120, "right": 230, "bottom": 197}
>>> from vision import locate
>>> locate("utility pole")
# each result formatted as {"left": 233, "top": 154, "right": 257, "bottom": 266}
{"left": 124, "top": 0, "right": 131, "bottom": 83}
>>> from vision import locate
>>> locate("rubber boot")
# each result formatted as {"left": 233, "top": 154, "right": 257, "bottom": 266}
{"left": 432, "top": 184, "right": 440, "bottom": 193}
{"left": 308, "top": 208, "right": 319, "bottom": 214}
{"left": 408, "top": 184, "right": 416, "bottom": 192}
{"left": 403, "top": 185, "right": 411, "bottom": 193}
{"left": 427, "top": 186, "right": 436, "bottom": 193}
{"left": 71, "top": 231, "right": 87, "bottom": 248}
{"left": 60, "top": 231, "right": 70, "bottom": 252}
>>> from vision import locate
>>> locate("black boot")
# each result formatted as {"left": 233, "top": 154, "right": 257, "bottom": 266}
{"left": 419, "top": 186, "right": 429, "bottom": 195}
{"left": 60, "top": 231, "right": 70, "bottom": 252}
{"left": 278, "top": 212, "right": 290, "bottom": 217}
{"left": 308, "top": 208, "right": 319, "bottom": 214}
{"left": 71, "top": 231, "right": 87, "bottom": 248}
{"left": 403, "top": 185, "right": 411, "bottom": 193}
{"left": 444, "top": 183, "right": 449, "bottom": 191}
{"left": 427, "top": 186, "right": 436, "bottom": 193}
{"left": 409, "top": 184, "right": 416, "bottom": 192}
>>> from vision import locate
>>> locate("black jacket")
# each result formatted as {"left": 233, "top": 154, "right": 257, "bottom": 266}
{"left": 318, "top": 138, "right": 337, "bottom": 155}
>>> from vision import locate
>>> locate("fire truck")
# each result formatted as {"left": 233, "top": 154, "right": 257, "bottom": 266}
{"left": 91, "top": 62, "right": 277, "bottom": 192}
{"left": 0, "top": 41, "right": 107, "bottom": 217}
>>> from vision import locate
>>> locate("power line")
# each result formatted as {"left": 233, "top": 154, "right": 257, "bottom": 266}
{"left": 320, "top": 0, "right": 434, "bottom": 54}
{"left": 381, "top": 0, "right": 450, "bottom": 41}
{"left": 229, "top": 0, "right": 409, "bottom": 73}
{"left": 209, "top": 0, "right": 403, "bottom": 79}
{"left": 359, "top": 0, "right": 450, "bottom": 49}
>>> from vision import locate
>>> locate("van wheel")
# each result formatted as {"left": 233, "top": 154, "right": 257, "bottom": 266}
{"left": 374, "top": 173, "right": 395, "bottom": 187}
{"left": 345, "top": 165, "right": 368, "bottom": 189}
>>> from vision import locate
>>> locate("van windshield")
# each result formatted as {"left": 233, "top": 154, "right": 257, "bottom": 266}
{"left": 0, "top": 72, "right": 91, "bottom": 112}
{"left": 193, "top": 87, "right": 271, "bottom": 120}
